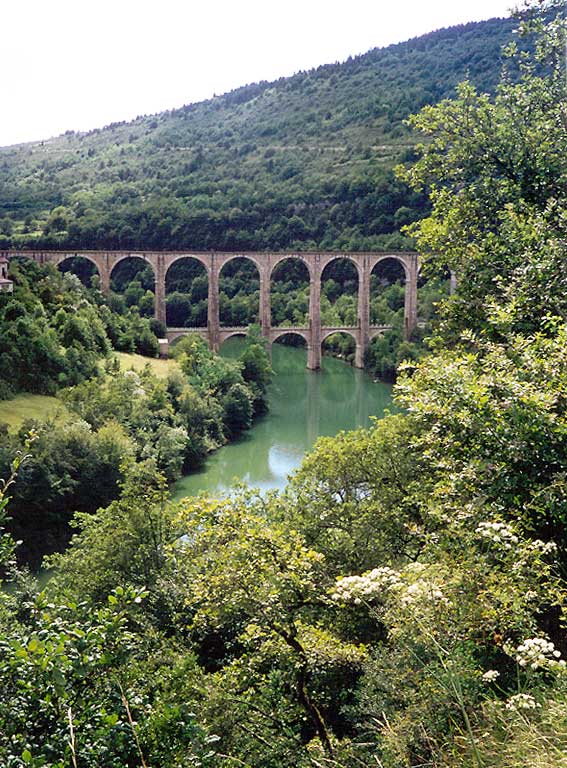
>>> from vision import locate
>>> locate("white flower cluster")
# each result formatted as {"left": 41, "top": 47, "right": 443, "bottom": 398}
{"left": 476, "top": 521, "right": 519, "bottom": 549}
{"left": 505, "top": 693, "right": 540, "bottom": 711}
{"left": 123, "top": 370, "right": 146, "bottom": 396}
{"left": 399, "top": 579, "right": 449, "bottom": 608}
{"left": 530, "top": 539, "right": 558, "bottom": 556}
{"left": 331, "top": 567, "right": 402, "bottom": 604}
{"left": 482, "top": 669, "right": 500, "bottom": 682}
{"left": 514, "top": 637, "right": 565, "bottom": 671}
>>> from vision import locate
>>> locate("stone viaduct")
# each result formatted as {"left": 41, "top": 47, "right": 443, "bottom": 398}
{"left": 3, "top": 250, "right": 419, "bottom": 370}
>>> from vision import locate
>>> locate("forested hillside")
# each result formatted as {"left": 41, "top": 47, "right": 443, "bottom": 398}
{"left": 0, "top": 16, "right": 517, "bottom": 252}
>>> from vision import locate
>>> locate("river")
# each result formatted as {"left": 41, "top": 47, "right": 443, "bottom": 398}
{"left": 173, "top": 340, "right": 394, "bottom": 499}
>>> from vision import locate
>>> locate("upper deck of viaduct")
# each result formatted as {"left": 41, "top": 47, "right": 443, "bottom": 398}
{"left": 3, "top": 250, "right": 420, "bottom": 370}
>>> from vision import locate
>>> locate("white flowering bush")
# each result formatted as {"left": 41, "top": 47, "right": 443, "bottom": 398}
{"left": 529, "top": 539, "right": 558, "bottom": 556}
{"left": 475, "top": 522, "right": 558, "bottom": 562}
{"left": 331, "top": 567, "right": 402, "bottom": 604}
{"left": 475, "top": 521, "right": 519, "bottom": 550}
{"left": 332, "top": 565, "right": 451, "bottom": 617}
{"left": 510, "top": 637, "right": 566, "bottom": 672}
{"left": 399, "top": 579, "right": 449, "bottom": 608}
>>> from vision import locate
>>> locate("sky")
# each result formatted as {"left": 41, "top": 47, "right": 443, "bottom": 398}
{"left": 2, "top": 0, "right": 515, "bottom": 148}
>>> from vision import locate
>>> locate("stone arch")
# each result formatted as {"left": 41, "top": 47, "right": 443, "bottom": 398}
{"left": 55, "top": 252, "right": 102, "bottom": 271}
{"left": 110, "top": 255, "right": 156, "bottom": 317}
{"left": 321, "top": 330, "right": 359, "bottom": 368}
{"left": 369, "top": 256, "right": 407, "bottom": 327}
{"left": 109, "top": 255, "right": 156, "bottom": 289}
{"left": 320, "top": 257, "right": 359, "bottom": 328}
{"left": 218, "top": 256, "right": 260, "bottom": 328}
{"left": 56, "top": 254, "right": 101, "bottom": 288}
{"left": 221, "top": 330, "right": 248, "bottom": 341}
{"left": 270, "top": 257, "right": 310, "bottom": 327}
{"left": 271, "top": 332, "right": 309, "bottom": 372}
{"left": 269, "top": 254, "right": 313, "bottom": 281}
{"left": 219, "top": 253, "right": 263, "bottom": 274}
{"left": 319, "top": 254, "right": 362, "bottom": 281}
{"left": 165, "top": 253, "right": 209, "bottom": 274}
{"left": 368, "top": 327, "right": 390, "bottom": 341}
{"left": 271, "top": 330, "right": 309, "bottom": 346}
{"left": 167, "top": 328, "right": 208, "bottom": 344}
{"left": 320, "top": 328, "right": 358, "bottom": 345}
{"left": 109, "top": 253, "right": 156, "bottom": 276}
{"left": 370, "top": 254, "right": 410, "bottom": 283}
{"left": 165, "top": 256, "right": 208, "bottom": 328}
{"left": 218, "top": 331, "right": 249, "bottom": 357}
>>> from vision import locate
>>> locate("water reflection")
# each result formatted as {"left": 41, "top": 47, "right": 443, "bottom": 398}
{"left": 173, "top": 342, "right": 394, "bottom": 498}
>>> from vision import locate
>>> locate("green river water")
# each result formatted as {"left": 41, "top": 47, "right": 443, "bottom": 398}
{"left": 173, "top": 340, "right": 394, "bottom": 499}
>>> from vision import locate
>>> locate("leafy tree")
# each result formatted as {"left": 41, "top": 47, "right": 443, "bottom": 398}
{"left": 175, "top": 493, "right": 364, "bottom": 761}
{"left": 222, "top": 382, "right": 253, "bottom": 437}
{"left": 237, "top": 326, "right": 272, "bottom": 414}
{"left": 0, "top": 454, "right": 212, "bottom": 768}
{"left": 397, "top": 1, "right": 567, "bottom": 339}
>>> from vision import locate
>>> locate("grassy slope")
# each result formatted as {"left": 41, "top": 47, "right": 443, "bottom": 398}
{"left": 115, "top": 352, "right": 178, "bottom": 379}
{"left": 0, "top": 355, "right": 176, "bottom": 432}
{"left": 0, "top": 394, "right": 72, "bottom": 432}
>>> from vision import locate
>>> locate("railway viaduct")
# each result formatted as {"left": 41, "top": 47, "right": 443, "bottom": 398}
{"left": 3, "top": 250, "right": 419, "bottom": 370}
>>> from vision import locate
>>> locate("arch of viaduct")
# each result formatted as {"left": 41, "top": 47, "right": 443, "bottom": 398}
{"left": 3, "top": 250, "right": 419, "bottom": 370}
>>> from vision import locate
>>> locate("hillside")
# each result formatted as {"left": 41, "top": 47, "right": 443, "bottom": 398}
{"left": 0, "top": 16, "right": 518, "bottom": 252}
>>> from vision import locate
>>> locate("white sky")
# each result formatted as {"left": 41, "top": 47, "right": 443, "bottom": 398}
{"left": 2, "top": 0, "right": 515, "bottom": 148}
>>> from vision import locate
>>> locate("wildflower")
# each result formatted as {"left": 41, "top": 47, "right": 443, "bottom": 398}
{"left": 529, "top": 539, "right": 557, "bottom": 555}
{"left": 475, "top": 521, "right": 519, "bottom": 550}
{"left": 513, "top": 637, "right": 566, "bottom": 671}
{"left": 505, "top": 693, "right": 540, "bottom": 711}
{"left": 399, "top": 579, "right": 449, "bottom": 608}
{"left": 482, "top": 669, "right": 500, "bottom": 682}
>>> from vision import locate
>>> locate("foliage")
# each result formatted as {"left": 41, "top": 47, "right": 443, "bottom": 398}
{"left": 395, "top": 327, "right": 567, "bottom": 547}
{"left": 0, "top": 259, "right": 160, "bottom": 399}
{"left": 0, "top": 419, "right": 134, "bottom": 566}
{"left": 0, "top": 321, "right": 271, "bottom": 565}
{"left": 45, "top": 463, "right": 177, "bottom": 610}
{"left": 397, "top": 4, "right": 567, "bottom": 340}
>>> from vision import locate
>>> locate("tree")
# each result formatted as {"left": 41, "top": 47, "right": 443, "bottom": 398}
{"left": 238, "top": 326, "right": 273, "bottom": 414}
{"left": 396, "top": 1, "right": 567, "bottom": 339}
{"left": 222, "top": 382, "right": 253, "bottom": 437}
{"left": 288, "top": 414, "right": 425, "bottom": 573}
{"left": 175, "top": 493, "right": 364, "bottom": 762}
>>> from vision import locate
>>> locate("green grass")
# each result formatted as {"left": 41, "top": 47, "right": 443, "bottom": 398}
{"left": 115, "top": 352, "right": 179, "bottom": 379}
{"left": 0, "top": 394, "right": 72, "bottom": 432}
{"left": 0, "top": 355, "right": 177, "bottom": 432}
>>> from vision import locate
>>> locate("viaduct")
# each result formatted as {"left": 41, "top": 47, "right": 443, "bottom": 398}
{"left": 3, "top": 250, "right": 420, "bottom": 370}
